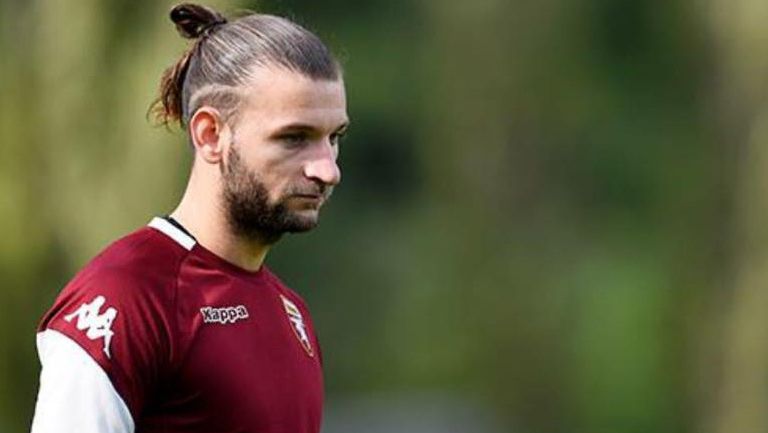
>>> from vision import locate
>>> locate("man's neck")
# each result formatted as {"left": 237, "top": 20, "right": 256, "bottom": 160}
{"left": 170, "top": 185, "right": 270, "bottom": 273}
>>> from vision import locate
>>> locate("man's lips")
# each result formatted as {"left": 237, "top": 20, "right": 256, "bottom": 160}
{"left": 290, "top": 193, "right": 325, "bottom": 204}
{"left": 288, "top": 186, "right": 332, "bottom": 204}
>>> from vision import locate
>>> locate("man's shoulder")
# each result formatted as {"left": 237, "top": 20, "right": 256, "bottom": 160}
{"left": 39, "top": 222, "right": 191, "bottom": 330}
{"left": 37, "top": 222, "right": 188, "bottom": 391}
{"left": 86, "top": 223, "right": 190, "bottom": 285}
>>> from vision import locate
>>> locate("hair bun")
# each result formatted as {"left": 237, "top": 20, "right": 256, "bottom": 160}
{"left": 170, "top": 3, "right": 227, "bottom": 39}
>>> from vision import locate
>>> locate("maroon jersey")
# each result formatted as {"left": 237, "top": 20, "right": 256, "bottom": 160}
{"left": 30, "top": 217, "right": 323, "bottom": 433}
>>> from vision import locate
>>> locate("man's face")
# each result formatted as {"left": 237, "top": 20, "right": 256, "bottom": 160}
{"left": 221, "top": 67, "right": 348, "bottom": 244}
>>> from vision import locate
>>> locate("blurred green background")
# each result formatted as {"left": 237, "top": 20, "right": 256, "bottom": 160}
{"left": 2, "top": 0, "right": 767, "bottom": 432}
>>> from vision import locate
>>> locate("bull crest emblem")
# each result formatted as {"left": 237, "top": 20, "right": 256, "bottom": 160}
{"left": 280, "top": 295, "right": 313, "bottom": 357}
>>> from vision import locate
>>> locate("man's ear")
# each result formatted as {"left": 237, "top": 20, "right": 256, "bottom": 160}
{"left": 188, "top": 107, "right": 229, "bottom": 164}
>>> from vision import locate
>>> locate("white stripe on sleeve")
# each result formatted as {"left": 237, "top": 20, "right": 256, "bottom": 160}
{"left": 30, "top": 329, "right": 135, "bottom": 433}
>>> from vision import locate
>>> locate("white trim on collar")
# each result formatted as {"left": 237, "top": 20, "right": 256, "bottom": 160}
{"left": 148, "top": 217, "right": 196, "bottom": 251}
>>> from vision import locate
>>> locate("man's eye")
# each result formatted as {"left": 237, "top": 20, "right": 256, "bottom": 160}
{"left": 281, "top": 133, "right": 307, "bottom": 146}
{"left": 330, "top": 132, "right": 346, "bottom": 146}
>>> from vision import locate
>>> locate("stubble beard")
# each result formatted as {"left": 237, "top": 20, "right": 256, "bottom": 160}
{"left": 221, "top": 145, "right": 326, "bottom": 245}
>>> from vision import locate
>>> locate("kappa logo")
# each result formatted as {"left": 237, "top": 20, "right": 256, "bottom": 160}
{"left": 200, "top": 305, "right": 249, "bottom": 324}
{"left": 280, "top": 295, "right": 313, "bottom": 357}
{"left": 64, "top": 295, "right": 118, "bottom": 358}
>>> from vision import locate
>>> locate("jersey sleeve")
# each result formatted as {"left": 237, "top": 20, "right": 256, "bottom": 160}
{"left": 31, "top": 329, "right": 134, "bottom": 433}
{"left": 31, "top": 266, "right": 175, "bottom": 432}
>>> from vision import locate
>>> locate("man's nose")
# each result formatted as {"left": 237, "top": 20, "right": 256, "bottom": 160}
{"left": 303, "top": 145, "right": 341, "bottom": 186}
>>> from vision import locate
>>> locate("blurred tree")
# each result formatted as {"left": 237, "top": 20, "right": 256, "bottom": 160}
{"left": 706, "top": 1, "right": 768, "bottom": 432}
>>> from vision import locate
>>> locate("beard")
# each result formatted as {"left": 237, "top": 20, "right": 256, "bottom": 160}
{"left": 221, "top": 145, "right": 329, "bottom": 245}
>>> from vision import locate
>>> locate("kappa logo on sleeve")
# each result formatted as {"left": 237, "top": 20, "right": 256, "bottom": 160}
{"left": 63, "top": 295, "right": 118, "bottom": 358}
{"left": 280, "top": 295, "right": 313, "bottom": 357}
{"left": 200, "top": 305, "right": 249, "bottom": 324}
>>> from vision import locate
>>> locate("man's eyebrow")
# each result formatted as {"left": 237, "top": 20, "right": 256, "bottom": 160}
{"left": 336, "top": 121, "right": 350, "bottom": 133}
{"left": 274, "top": 121, "right": 350, "bottom": 133}
{"left": 275, "top": 123, "right": 317, "bottom": 132}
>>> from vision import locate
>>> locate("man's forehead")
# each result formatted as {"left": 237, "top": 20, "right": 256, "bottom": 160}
{"left": 240, "top": 66, "right": 348, "bottom": 127}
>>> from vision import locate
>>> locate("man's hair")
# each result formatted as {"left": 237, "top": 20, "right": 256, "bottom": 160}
{"left": 152, "top": 3, "right": 341, "bottom": 127}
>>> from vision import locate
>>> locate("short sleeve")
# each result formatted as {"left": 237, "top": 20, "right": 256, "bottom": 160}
{"left": 32, "top": 266, "right": 175, "bottom": 431}
{"left": 31, "top": 329, "right": 134, "bottom": 433}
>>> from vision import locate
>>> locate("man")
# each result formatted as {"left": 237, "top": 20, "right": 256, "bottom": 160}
{"left": 30, "top": 4, "right": 348, "bottom": 433}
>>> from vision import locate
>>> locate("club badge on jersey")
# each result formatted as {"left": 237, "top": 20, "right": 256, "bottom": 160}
{"left": 280, "top": 295, "right": 313, "bottom": 357}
